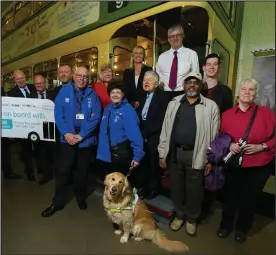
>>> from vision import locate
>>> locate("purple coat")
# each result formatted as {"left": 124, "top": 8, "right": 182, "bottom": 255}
{"left": 205, "top": 133, "right": 232, "bottom": 191}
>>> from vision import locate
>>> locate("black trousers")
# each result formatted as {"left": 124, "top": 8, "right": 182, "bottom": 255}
{"left": 1, "top": 138, "right": 12, "bottom": 176}
{"left": 19, "top": 139, "right": 34, "bottom": 174}
{"left": 220, "top": 159, "right": 273, "bottom": 233}
{"left": 138, "top": 141, "right": 162, "bottom": 191}
{"left": 52, "top": 143, "right": 93, "bottom": 207}
{"left": 169, "top": 148, "right": 204, "bottom": 223}
{"left": 33, "top": 141, "right": 55, "bottom": 178}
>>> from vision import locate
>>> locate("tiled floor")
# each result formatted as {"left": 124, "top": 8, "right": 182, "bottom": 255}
{"left": 1, "top": 143, "right": 275, "bottom": 254}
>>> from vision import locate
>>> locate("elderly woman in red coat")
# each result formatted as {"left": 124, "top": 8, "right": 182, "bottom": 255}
{"left": 217, "top": 78, "right": 274, "bottom": 243}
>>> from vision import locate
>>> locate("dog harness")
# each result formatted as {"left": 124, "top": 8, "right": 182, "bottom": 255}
{"left": 108, "top": 188, "right": 139, "bottom": 213}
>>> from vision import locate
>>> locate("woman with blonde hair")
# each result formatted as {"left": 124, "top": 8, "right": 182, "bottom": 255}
{"left": 123, "top": 46, "right": 152, "bottom": 108}
{"left": 93, "top": 64, "right": 113, "bottom": 109}
{"left": 217, "top": 78, "right": 275, "bottom": 243}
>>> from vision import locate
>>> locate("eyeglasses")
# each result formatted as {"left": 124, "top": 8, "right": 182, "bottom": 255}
{"left": 168, "top": 33, "right": 183, "bottom": 39}
{"left": 75, "top": 74, "right": 88, "bottom": 80}
{"left": 185, "top": 80, "right": 200, "bottom": 86}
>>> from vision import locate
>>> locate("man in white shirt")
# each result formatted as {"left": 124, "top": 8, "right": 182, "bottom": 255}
{"left": 156, "top": 24, "right": 199, "bottom": 102}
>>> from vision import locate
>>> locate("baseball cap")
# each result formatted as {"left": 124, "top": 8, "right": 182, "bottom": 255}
{"left": 184, "top": 72, "right": 202, "bottom": 81}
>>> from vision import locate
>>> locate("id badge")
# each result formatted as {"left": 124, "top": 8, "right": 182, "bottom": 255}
{"left": 76, "top": 113, "right": 84, "bottom": 120}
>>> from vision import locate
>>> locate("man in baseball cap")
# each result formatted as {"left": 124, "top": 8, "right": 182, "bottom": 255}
{"left": 158, "top": 71, "right": 219, "bottom": 235}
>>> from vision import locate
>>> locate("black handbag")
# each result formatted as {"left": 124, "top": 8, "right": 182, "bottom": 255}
{"left": 224, "top": 105, "right": 259, "bottom": 168}
{"left": 107, "top": 111, "right": 133, "bottom": 164}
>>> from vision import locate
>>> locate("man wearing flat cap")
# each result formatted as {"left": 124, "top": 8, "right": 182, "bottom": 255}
{"left": 158, "top": 72, "right": 220, "bottom": 235}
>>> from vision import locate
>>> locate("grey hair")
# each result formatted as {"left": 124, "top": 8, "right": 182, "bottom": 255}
{"left": 144, "top": 70, "right": 160, "bottom": 86}
{"left": 168, "top": 24, "right": 184, "bottom": 36}
{"left": 235, "top": 78, "right": 260, "bottom": 98}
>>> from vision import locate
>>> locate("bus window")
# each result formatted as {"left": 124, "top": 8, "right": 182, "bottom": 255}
{"left": 154, "top": 6, "right": 209, "bottom": 72}
{"left": 34, "top": 59, "right": 58, "bottom": 90}
{"left": 110, "top": 18, "right": 154, "bottom": 80}
{"left": 2, "top": 7, "right": 15, "bottom": 35}
{"left": 14, "top": 2, "right": 32, "bottom": 27}
{"left": 60, "top": 47, "right": 98, "bottom": 85}
{"left": 113, "top": 46, "right": 132, "bottom": 80}
{"left": 2, "top": 72, "right": 14, "bottom": 93}
{"left": 21, "top": 66, "right": 33, "bottom": 84}
{"left": 212, "top": 40, "right": 230, "bottom": 85}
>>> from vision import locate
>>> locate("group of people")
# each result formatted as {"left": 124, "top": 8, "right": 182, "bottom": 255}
{"left": 1, "top": 24, "right": 274, "bottom": 244}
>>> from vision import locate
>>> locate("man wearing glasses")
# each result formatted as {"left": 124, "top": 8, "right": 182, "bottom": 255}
{"left": 158, "top": 72, "right": 219, "bottom": 235}
{"left": 156, "top": 24, "right": 200, "bottom": 102}
{"left": 41, "top": 66, "right": 101, "bottom": 217}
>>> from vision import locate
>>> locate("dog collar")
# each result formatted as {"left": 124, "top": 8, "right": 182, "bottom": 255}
{"left": 107, "top": 189, "right": 139, "bottom": 213}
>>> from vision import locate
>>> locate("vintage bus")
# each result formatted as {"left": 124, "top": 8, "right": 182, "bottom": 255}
{"left": 2, "top": 1, "right": 255, "bottom": 223}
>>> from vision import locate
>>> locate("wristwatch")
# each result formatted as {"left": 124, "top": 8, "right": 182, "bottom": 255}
{"left": 261, "top": 143, "right": 269, "bottom": 151}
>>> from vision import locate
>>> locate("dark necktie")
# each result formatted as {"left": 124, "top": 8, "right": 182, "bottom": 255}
{"left": 24, "top": 88, "right": 31, "bottom": 98}
{"left": 266, "top": 98, "right": 271, "bottom": 108}
{"left": 40, "top": 93, "right": 45, "bottom": 99}
{"left": 168, "top": 51, "right": 178, "bottom": 90}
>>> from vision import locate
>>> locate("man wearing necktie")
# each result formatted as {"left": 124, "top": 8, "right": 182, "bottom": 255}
{"left": 32, "top": 75, "right": 55, "bottom": 185}
{"left": 156, "top": 24, "right": 200, "bottom": 103}
{"left": 136, "top": 71, "right": 168, "bottom": 199}
{"left": 7, "top": 70, "right": 36, "bottom": 181}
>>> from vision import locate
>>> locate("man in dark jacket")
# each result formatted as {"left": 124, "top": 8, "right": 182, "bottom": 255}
{"left": 32, "top": 74, "right": 56, "bottom": 185}
{"left": 136, "top": 71, "right": 168, "bottom": 199}
{"left": 7, "top": 70, "right": 36, "bottom": 181}
{"left": 200, "top": 53, "right": 233, "bottom": 223}
{"left": 1, "top": 86, "right": 22, "bottom": 180}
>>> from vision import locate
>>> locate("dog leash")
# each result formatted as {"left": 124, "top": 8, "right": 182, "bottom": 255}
{"left": 126, "top": 165, "right": 135, "bottom": 179}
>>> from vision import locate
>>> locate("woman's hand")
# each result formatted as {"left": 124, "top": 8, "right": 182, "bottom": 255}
{"left": 131, "top": 160, "right": 139, "bottom": 168}
{"left": 230, "top": 142, "right": 241, "bottom": 154}
{"left": 204, "top": 163, "right": 213, "bottom": 176}
{"left": 244, "top": 144, "right": 263, "bottom": 155}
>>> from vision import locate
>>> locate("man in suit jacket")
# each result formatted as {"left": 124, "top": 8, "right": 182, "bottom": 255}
{"left": 1, "top": 86, "right": 22, "bottom": 180}
{"left": 32, "top": 74, "right": 56, "bottom": 185}
{"left": 7, "top": 70, "right": 36, "bottom": 181}
{"left": 136, "top": 71, "right": 169, "bottom": 199}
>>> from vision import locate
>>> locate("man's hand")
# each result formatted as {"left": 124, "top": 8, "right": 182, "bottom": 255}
{"left": 230, "top": 142, "right": 241, "bottom": 154}
{"left": 159, "top": 159, "right": 167, "bottom": 169}
{"left": 244, "top": 144, "right": 263, "bottom": 155}
{"left": 204, "top": 163, "right": 213, "bottom": 176}
{"left": 64, "top": 133, "right": 79, "bottom": 146}
{"left": 131, "top": 160, "right": 139, "bottom": 168}
{"left": 133, "top": 101, "right": 140, "bottom": 109}
{"left": 74, "top": 134, "right": 83, "bottom": 143}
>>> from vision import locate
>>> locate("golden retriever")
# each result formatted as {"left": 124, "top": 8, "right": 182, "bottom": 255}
{"left": 103, "top": 172, "right": 189, "bottom": 252}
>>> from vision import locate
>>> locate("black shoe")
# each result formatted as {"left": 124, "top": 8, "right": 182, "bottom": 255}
{"left": 234, "top": 231, "right": 247, "bottom": 243}
{"left": 137, "top": 187, "right": 148, "bottom": 200}
{"left": 77, "top": 200, "right": 87, "bottom": 210}
{"left": 4, "top": 173, "right": 23, "bottom": 180}
{"left": 41, "top": 205, "right": 63, "bottom": 217}
{"left": 39, "top": 176, "right": 52, "bottom": 185}
{"left": 217, "top": 228, "right": 231, "bottom": 238}
{"left": 26, "top": 172, "right": 36, "bottom": 181}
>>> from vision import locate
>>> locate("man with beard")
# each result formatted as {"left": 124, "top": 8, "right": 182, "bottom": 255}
{"left": 54, "top": 64, "right": 73, "bottom": 98}
{"left": 158, "top": 72, "right": 220, "bottom": 235}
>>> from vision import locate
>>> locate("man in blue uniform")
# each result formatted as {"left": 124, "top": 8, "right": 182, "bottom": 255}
{"left": 41, "top": 66, "right": 101, "bottom": 217}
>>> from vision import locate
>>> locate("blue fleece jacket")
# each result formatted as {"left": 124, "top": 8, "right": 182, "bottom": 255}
{"left": 54, "top": 83, "right": 101, "bottom": 147}
{"left": 97, "top": 99, "right": 145, "bottom": 163}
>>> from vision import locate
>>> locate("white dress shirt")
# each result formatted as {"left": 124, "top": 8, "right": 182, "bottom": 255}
{"left": 156, "top": 46, "right": 199, "bottom": 91}
{"left": 19, "top": 86, "right": 31, "bottom": 97}
{"left": 37, "top": 90, "right": 47, "bottom": 99}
